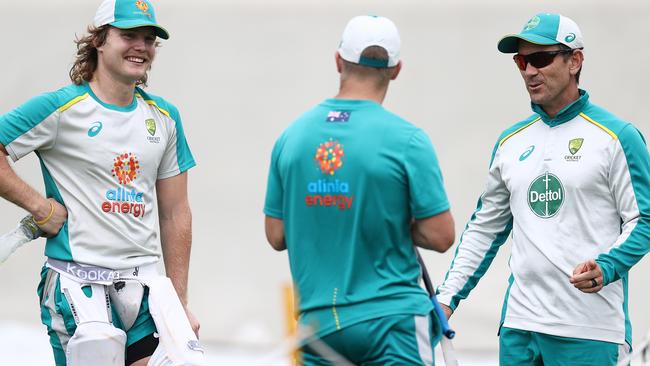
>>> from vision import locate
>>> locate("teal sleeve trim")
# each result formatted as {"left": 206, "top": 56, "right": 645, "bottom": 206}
{"left": 499, "top": 273, "right": 515, "bottom": 331}
{"left": 0, "top": 93, "right": 60, "bottom": 145}
{"left": 449, "top": 217, "right": 513, "bottom": 310}
{"left": 139, "top": 90, "right": 196, "bottom": 172}
{"left": 38, "top": 153, "right": 72, "bottom": 262}
{"left": 595, "top": 125, "right": 650, "bottom": 285}
{"left": 167, "top": 104, "right": 196, "bottom": 173}
{"left": 0, "top": 84, "right": 87, "bottom": 147}
{"left": 437, "top": 190, "right": 513, "bottom": 311}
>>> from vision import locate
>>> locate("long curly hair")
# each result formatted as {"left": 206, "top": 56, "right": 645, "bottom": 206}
{"left": 69, "top": 26, "right": 153, "bottom": 87}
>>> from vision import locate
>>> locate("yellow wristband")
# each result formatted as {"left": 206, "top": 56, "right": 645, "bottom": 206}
{"left": 35, "top": 201, "right": 55, "bottom": 226}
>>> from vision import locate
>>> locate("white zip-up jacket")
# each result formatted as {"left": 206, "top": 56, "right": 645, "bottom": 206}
{"left": 437, "top": 90, "right": 650, "bottom": 345}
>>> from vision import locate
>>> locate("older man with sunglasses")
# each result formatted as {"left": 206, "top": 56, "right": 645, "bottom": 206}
{"left": 436, "top": 13, "right": 650, "bottom": 365}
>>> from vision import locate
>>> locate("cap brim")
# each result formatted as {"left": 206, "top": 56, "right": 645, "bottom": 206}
{"left": 111, "top": 19, "right": 169, "bottom": 40}
{"left": 497, "top": 33, "right": 560, "bottom": 53}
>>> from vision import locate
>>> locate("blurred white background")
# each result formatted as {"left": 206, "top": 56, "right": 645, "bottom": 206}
{"left": 1, "top": 0, "right": 649, "bottom": 363}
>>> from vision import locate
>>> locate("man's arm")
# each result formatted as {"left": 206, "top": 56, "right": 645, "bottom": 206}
{"left": 265, "top": 216, "right": 286, "bottom": 251}
{"left": 156, "top": 172, "right": 199, "bottom": 335}
{"left": 411, "top": 210, "right": 455, "bottom": 252}
{"left": 0, "top": 145, "right": 66, "bottom": 235}
{"left": 572, "top": 125, "right": 650, "bottom": 291}
{"left": 157, "top": 172, "right": 192, "bottom": 303}
{"left": 156, "top": 172, "right": 200, "bottom": 336}
{"left": 436, "top": 142, "right": 513, "bottom": 316}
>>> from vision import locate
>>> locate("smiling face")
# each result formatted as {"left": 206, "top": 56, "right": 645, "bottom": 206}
{"left": 517, "top": 41, "right": 583, "bottom": 117}
{"left": 95, "top": 26, "right": 157, "bottom": 86}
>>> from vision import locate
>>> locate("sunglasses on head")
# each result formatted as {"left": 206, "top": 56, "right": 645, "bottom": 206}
{"left": 513, "top": 49, "right": 574, "bottom": 70}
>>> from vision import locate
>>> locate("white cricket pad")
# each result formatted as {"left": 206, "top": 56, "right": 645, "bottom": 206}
{"left": 146, "top": 276, "right": 205, "bottom": 366}
{"left": 59, "top": 275, "right": 127, "bottom": 366}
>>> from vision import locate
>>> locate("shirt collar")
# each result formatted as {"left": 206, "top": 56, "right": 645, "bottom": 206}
{"left": 531, "top": 89, "right": 589, "bottom": 127}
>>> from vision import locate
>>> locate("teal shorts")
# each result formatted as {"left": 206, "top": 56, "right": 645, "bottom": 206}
{"left": 301, "top": 313, "right": 441, "bottom": 366}
{"left": 499, "top": 327, "right": 630, "bottom": 366}
{"left": 37, "top": 266, "right": 157, "bottom": 366}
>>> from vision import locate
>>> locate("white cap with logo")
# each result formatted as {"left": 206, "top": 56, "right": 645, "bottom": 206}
{"left": 338, "top": 15, "right": 401, "bottom": 68}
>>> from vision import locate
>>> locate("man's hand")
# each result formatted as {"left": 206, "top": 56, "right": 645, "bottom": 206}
{"left": 184, "top": 305, "right": 200, "bottom": 338}
{"left": 441, "top": 303, "right": 453, "bottom": 320}
{"left": 34, "top": 198, "right": 67, "bottom": 237}
{"left": 570, "top": 259, "right": 604, "bottom": 293}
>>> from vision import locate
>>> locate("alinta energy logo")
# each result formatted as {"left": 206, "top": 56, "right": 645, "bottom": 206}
{"left": 528, "top": 172, "right": 565, "bottom": 218}
{"left": 101, "top": 153, "right": 146, "bottom": 218}
{"left": 306, "top": 139, "right": 353, "bottom": 210}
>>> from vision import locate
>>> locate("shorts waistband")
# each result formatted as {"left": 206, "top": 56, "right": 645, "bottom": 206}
{"left": 46, "top": 258, "right": 159, "bottom": 285}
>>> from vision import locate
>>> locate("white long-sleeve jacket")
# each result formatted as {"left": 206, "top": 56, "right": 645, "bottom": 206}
{"left": 437, "top": 90, "right": 650, "bottom": 345}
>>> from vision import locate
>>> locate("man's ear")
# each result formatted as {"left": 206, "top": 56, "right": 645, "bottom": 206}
{"left": 335, "top": 51, "right": 343, "bottom": 74}
{"left": 390, "top": 60, "right": 402, "bottom": 80}
{"left": 569, "top": 49, "right": 584, "bottom": 77}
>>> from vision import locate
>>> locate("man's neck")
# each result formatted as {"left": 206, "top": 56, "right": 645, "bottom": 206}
{"left": 541, "top": 86, "right": 580, "bottom": 119}
{"left": 88, "top": 72, "right": 137, "bottom": 107}
{"left": 335, "top": 80, "right": 388, "bottom": 104}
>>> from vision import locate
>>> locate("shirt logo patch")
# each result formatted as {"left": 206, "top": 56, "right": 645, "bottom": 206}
{"left": 315, "top": 139, "right": 344, "bottom": 175}
{"left": 145, "top": 119, "right": 160, "bottom": 143}
{"left": 135, "top": 0, "right": 151, "bottom": 16}
{"left": 88, "top": 121, "right": 103, "bottom": 137}
{"left": 523, "top": 16, "right": 540, "bottom": 31}
{"left": 565, "top": 138, "right": 584, "bottom": 162}
{"left": 528, "top": 172, "right": 565, "bottom": 218}
{"left": 145, "top": 119, "right": 156, "bottom": 136}
{"left": 326, "top": 111, "right": 351, "bottom": 122}
{"left": 519, "top": 145, "right": 535, "bottom": 161}
{"left": 102, "top": 153, "right": 146, "bottom": 218}
{"left": 306, "top": 139, "right": 353, "bottom": 210}
{"left": 112, "top": 153, "right": 141, "bottom": 185}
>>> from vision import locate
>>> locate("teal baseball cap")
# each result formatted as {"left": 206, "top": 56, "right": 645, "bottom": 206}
{"left": 498, "top": 13, "right": 583, "bottom": 53}
{"left": 94, "top": 0, "right": 169, "bottom": 40}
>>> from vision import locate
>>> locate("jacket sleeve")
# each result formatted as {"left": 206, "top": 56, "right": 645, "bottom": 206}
{"left": 437, "top": 143, "right": 513, "bottom": 311}
{"left": 596, "top": 124, "right": 650, "bottom": 285}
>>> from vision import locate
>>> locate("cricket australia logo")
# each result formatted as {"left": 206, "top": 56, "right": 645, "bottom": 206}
{"left": 528, "top": 172, "right": 565, "bottom": 218}
{"left": 145, "top": 118, "right": 160, "bottom": 144}
{"left": 135, "top": 0, "right": 150, "bottom": 14}
{"left": 524, "top": 16, "right": 540, "bottom": 31}
{"left": 565, "top": 138, "right": 583, "bottom": 162}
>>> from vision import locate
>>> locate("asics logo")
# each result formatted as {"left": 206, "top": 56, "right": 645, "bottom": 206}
{"left": 88, "top": 121, "right": 103, "bottom": 137}
{"left": 519, "top": 145, "right": 535, "bottom": 161}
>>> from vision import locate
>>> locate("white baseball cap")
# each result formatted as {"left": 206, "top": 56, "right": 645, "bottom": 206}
{"left": 338, "top": 15, "right": 401, "bottom": 68}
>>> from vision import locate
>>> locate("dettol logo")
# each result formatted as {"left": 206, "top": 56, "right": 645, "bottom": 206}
{"left": 528, "top": 172, "right": 564, "bottom": 218}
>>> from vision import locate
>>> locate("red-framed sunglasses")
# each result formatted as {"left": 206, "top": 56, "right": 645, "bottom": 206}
{"left": 513, "top": 49, "right": 574, "bottom": 70}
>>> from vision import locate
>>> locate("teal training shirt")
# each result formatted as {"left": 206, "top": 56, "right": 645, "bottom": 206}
{"left": 264, "top": 98, "right": 450, "bottom": 338}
